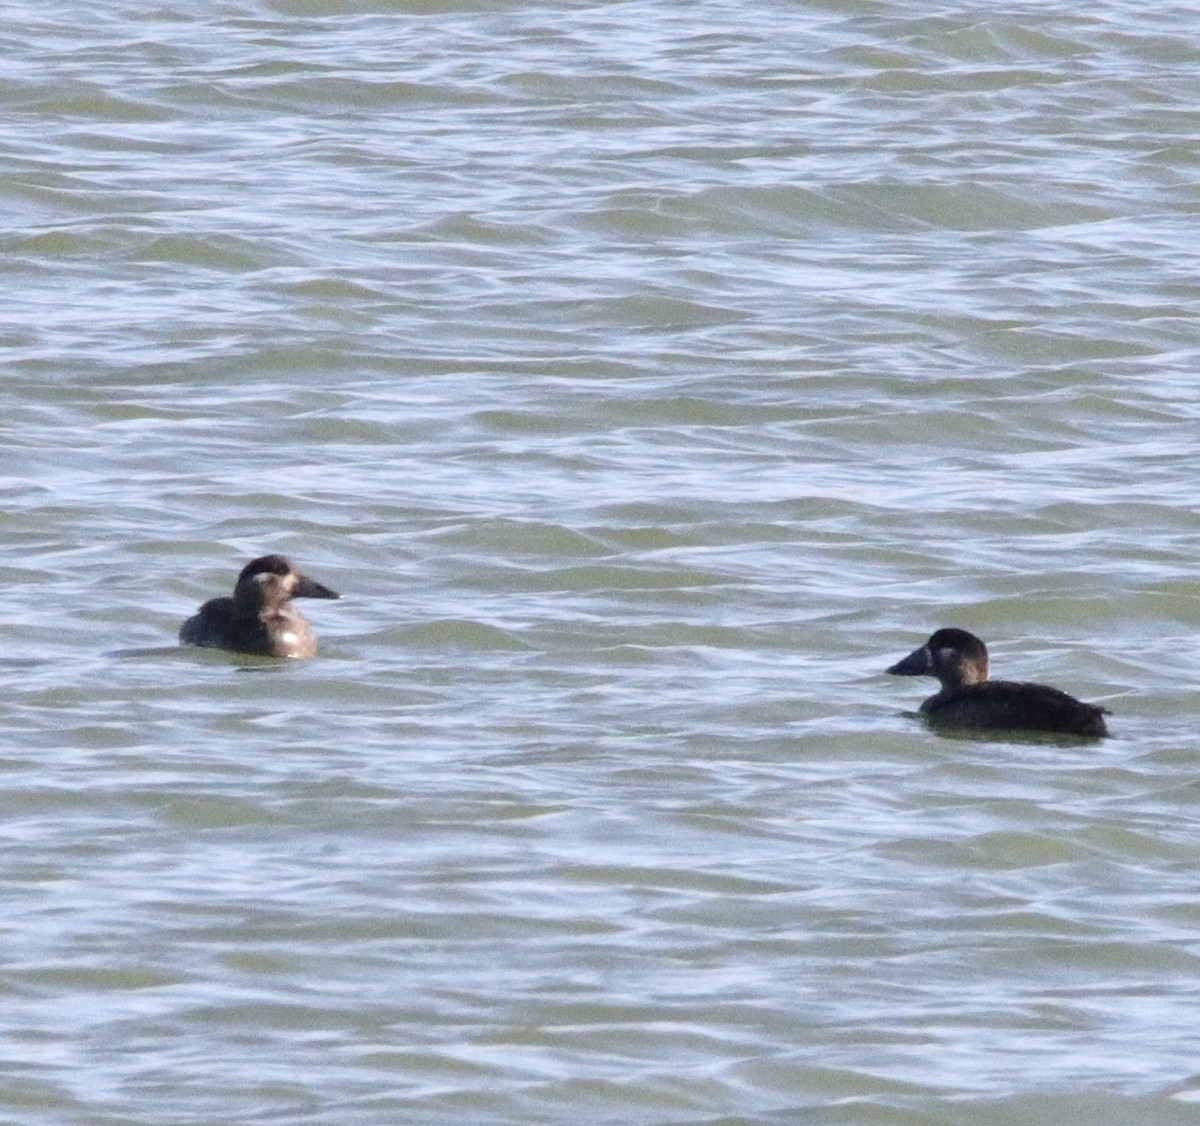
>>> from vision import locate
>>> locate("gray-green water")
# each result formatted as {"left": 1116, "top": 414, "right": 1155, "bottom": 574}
{"left": 3, "top": 2, "right": 1200, "bottom": 1123}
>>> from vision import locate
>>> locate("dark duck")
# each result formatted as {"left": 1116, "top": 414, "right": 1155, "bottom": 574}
{"left": 887, "top": 628, "right": 1108, "bottom": 738}
{"left": 180, "top": 554, "right": 340, "bottom": 658}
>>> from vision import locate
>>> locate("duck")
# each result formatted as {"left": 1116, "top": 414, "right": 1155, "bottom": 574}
{"left": 886, "top": 627, "right": 1108, "bottom": 737}
{"left": 179, "top": 554, "right": 340, "bottom": 658}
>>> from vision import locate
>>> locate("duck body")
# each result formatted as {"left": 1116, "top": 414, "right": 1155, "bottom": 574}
{"left": 887, "top": 628, "right": 1108, "bottom": 738}
{"left": 180, "top": 554, "right": 339, "bottom": 659}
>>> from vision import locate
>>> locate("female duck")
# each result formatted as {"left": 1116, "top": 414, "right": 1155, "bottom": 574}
{"left": 180, "top": 554, "right": 340, "bottom": 658}
{"left": 887, "top": 628, "right": 1108, "bottom": 737}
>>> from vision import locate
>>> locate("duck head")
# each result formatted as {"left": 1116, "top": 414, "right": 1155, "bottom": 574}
{"left": 887, "top": 628, "right": 989, "bottom": 690}
{"left": 234, "top": 554, "right": 340, "bottom": 610}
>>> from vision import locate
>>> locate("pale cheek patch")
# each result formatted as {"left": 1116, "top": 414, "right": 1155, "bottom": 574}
{"left": 279, "top": 632, "right": 299, "bottom": 647}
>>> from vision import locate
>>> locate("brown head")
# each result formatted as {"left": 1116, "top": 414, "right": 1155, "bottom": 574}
{"left": 233, "top": 554, "right": 340, "bottom": 611}
{"left": 887, "top": 628, "right": 989, "bottom": 690}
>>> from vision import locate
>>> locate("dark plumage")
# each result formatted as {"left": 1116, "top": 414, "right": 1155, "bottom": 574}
{"left": 886, "top": 628, "right": 1109, "bottom": 738}
{"left": 179, "top": 554, "right": 340, "bottom": 658}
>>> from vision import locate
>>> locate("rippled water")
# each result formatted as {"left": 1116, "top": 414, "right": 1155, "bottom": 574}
{"left": 3, "top": 1, "right": 1200, "bottom": 1123}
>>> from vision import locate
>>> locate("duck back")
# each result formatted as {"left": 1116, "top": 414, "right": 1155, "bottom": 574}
{"left": 921, "top": 680, "right": 1109, "bottom": 738}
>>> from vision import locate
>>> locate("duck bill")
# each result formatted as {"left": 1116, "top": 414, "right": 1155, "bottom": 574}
{"left": 294, "top": 574, "right": 340, "bottom": 599}
{"left": 887, "top": 645, "right": 932, "bottom": 677}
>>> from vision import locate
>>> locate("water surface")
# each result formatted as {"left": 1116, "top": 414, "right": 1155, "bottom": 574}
{"left": 3, "top": 1, "right": 1200, "bottom": 1123}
